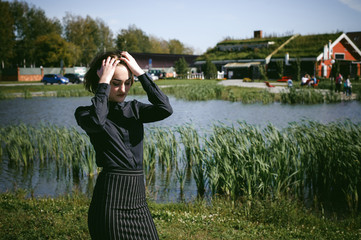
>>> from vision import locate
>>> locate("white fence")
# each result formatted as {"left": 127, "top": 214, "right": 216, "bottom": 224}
{"left": 185, "top": 71, "right": 224, "bottom": 80}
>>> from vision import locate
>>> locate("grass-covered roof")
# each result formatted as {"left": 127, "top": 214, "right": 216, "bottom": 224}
{"left": 197, "top": 36, "right": 291, "bottom": 61}
{"left": 197, "top": 32, "right": 343, "bottom": 61}
{"left": 273, "top": 33, "right": 342, "bottom": 58}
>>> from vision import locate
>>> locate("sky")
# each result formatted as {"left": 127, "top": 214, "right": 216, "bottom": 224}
{"left": 10, "top": 0, "right": 361, "bottom": 54}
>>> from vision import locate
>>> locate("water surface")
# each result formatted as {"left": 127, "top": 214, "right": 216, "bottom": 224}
{"left": 1, "top": 96, "right": 361, "bottom": 201}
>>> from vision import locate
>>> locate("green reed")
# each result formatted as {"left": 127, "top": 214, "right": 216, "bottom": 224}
{"left": 281, "top": 88, "right": 329, "bottom": 104}
{"left": 150, "top": 127, "right": 178, "bottom": 170}
{"left": 165, "top": 83, "right": 223, "bottom": 101}
{"left": 1, "top": 121, "right": 361, "bottom": 213}
{"left": 0, "top": 124, "right": 97, "bottom": 178}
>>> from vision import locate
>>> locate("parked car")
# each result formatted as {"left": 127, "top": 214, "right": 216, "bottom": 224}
{"left": 148, "top": 69, "right": 165, "bottom": 79}
{"left": 42, "top": 74, "right": 69, "bottom": 85}
{"left": 64, "top": 73, "right": 84, "bottom": 84}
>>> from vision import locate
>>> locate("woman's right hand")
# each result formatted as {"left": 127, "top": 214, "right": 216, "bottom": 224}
{"left": 97, "top": 57, "right": 120, "bottom": 84}
{"left": 120, "top": 51, "right": 145, "bottom": 77}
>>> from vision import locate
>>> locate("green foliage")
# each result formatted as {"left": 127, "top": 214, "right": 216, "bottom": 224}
{"left": 168, "top": 39, "right": 193, "bottom": 54}
{"left": 63, "top": 13, "right": 113, "bottom": 66}
{"left": 202, "top": 59, "right": 218, "bottom": 79}
{"left": 2, "top": 121, "right": 361, "bottom": 214}
{"left": 258, "top": 65, "right": 268, "bottom": 80}
{"left": 9, "top": 1, "right": 62, "bottom": 67}
{"left": 291, "top": 57, "right": 301, "bottom": 81}
{"left": 174, "top": 57, "right": 189, "bottom": 78}
{"left": 115, "top": 26, "right": 193, "bottom": 55}
{"left": 34, "top": 33, "right": 80, "bottom": 67}
{"left": 275, "top": 60, "right": 284, "bottom": 79}
{"left": 167, "top": 82, "right": 222, "bottom": 101}
{"left": 4, "top": 1, "right": 194, "bottom": 68}
{"left": 281, "top": 88, "right": 327, "bottom": 104}
{"left": 149, "top": 35, "right": 170, "bottom": 54}
{"left": 0, "top": 1, "right": 15, "bottom": 67}
{"left": 116, "top": 24, "right": 151, "bottom": 53}
{"left": 0, "top": 124, "right": 97, "bottom": 177}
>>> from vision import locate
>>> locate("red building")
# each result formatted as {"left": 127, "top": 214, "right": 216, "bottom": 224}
{"left": 317, "top": 33, "right": 361, "bottom": 78}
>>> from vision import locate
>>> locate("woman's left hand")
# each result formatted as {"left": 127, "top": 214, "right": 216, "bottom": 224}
{"left": 120, "top": 52, "right": 145, "bottom": 77}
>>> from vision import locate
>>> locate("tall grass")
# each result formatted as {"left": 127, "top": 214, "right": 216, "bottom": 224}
{"left": 1, "top": 121, "right": 361, "bottom": 213}
{"left": 280, "top": 88, "right": 341, "bottom": 104}
{"left": 0, "top": 124, "right": 97, "bottom": 178}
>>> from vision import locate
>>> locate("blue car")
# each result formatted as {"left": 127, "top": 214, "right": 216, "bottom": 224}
{"left": 42, "top": 74, "right": 69, "bottom": 85}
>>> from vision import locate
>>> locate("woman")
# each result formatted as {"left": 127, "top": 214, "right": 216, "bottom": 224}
{"left": 75, "top": 51, "right": 173, "bottom": 239}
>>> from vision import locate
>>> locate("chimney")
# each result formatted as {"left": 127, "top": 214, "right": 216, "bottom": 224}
{"left": 323, "top": 45, "right": 328, "bottom": 60}
{"left": 254, "top": 30, "right": 262, "bottom": 39}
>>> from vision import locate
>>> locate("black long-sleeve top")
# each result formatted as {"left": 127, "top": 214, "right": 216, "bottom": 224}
{"left": 75, "top": 73, "right": 173, "bottom": 170}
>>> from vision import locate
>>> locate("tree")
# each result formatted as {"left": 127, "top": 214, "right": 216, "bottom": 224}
{"left": 63, "top": 13, "right": 113, "bottom": 66}
{"left": 202, "top": 59, "right": 217, "bottom": 79}
{"left": 97, "top": 19, "right": 115, "bottom": 52}
{"left": 9, "top": 1, "right": 62, "bottom": 67}
{"left": 0, "top": 1, "right": 15, "bottom": 68}
{"left": 168, "top": 39, "right": 185, "bottom": 54}
{"left": 174, "top": 57, "right": 189, "bottom": 78}
{"left": 34, "top": 33, "right": 81, "bottom": 67}
{"left": 115, "top": 25, "right": 151, "bottom": 53}
{"left": 149, "top": 35, "right": 169, "bottom": 54}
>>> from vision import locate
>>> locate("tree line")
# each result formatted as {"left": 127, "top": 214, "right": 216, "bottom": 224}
{"left": 0, "top": 1, "right": 194, "bottom": 69}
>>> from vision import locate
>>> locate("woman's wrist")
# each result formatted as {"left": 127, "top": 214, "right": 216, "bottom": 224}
{"left": 133, "top": 68, "right": 145, "bottom": 77}
{"left": 98, "top": 76, "right": 110, "bottom": 84}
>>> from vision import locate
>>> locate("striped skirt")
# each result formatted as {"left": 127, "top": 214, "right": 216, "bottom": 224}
{"left": 88, "top": 169, "right": 159, "bottom": 240}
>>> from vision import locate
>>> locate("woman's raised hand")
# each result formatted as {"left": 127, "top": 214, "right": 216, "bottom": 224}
{"left": 97, "top": 57, "right": 120, "bottom": 84}
{"left": 120, "top": 52, "right": 145, "bottom": 77}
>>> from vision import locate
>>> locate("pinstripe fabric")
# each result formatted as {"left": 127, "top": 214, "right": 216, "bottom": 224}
{"left": 88, "top": 169, "right": 159, "bottom": 240}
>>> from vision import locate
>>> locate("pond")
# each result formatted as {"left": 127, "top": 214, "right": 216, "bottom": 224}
{"left": 1, "top": 96, "right": 361, "bottom": 202}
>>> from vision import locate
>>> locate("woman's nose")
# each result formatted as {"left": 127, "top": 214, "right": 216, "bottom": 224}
{"left": 118, "top": 83, "right": 125, "bottom": 93}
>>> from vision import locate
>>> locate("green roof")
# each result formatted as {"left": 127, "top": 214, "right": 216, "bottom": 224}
{"left": 197, "top": 36, "right": 291, "bottom": 61}
{"left": 273, "top": 33, "right": 342, "bottom": 58}
{"left": 217, "top": 36, "right": 289, "bottom": 46}
{"left": 197, "top": 32, "right": 343, "bottom": 61}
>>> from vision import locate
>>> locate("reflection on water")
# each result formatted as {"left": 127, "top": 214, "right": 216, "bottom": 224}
{"left": 1, "top": 96, "right": 361, "bottom": 201}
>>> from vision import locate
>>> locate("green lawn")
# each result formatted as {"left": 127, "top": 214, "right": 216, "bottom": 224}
{"left": 1, "top": 191, "right": 360, "bottom": 240}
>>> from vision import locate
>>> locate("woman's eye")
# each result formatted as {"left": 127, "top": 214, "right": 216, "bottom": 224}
{"left": 125, "top": 81, "right": 131, "bottom": 86}
{"left": 112, "top": 82, "right": 120, "bottom": 86}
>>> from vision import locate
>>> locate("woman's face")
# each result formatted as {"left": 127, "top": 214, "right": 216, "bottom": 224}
{"left": 108, "top": 64, "right": 132, "bottom": 102}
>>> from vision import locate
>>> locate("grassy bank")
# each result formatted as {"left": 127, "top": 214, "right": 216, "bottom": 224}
{"left": 1, "top": 79, "right": 358, "bottom": 103}
{"left": 1, "top": 190, "right": 360, "bottom": 240}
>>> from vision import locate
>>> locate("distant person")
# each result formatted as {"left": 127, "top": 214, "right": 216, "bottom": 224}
{"left": 287, "top": 78, "right": 293, "bottom": 88}
{"left": 311, "top": 75, "right": 317, "bottom": 86}
{"left": 301, "top": 74, "right": 309, "bottom": 86}
{"left": 335, "top": 73, "right": 343, "bottom": 92}
{"left": 75, "top": 51, "right": 173, "bottom": 239}
{"left": 345, "top": 75, "right": 352, "bottom": 96}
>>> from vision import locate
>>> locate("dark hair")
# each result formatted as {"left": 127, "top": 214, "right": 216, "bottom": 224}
{"left": 84, "top": 50, "right": 134, "bottom": 93}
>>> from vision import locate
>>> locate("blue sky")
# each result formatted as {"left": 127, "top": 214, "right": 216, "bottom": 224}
{"left": 12, "top": 0, "right": 361, "bottom": 54}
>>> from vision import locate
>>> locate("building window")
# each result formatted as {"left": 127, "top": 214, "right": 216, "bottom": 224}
{"left": 335, "top": 53, "right": 345, "bottom": 60}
